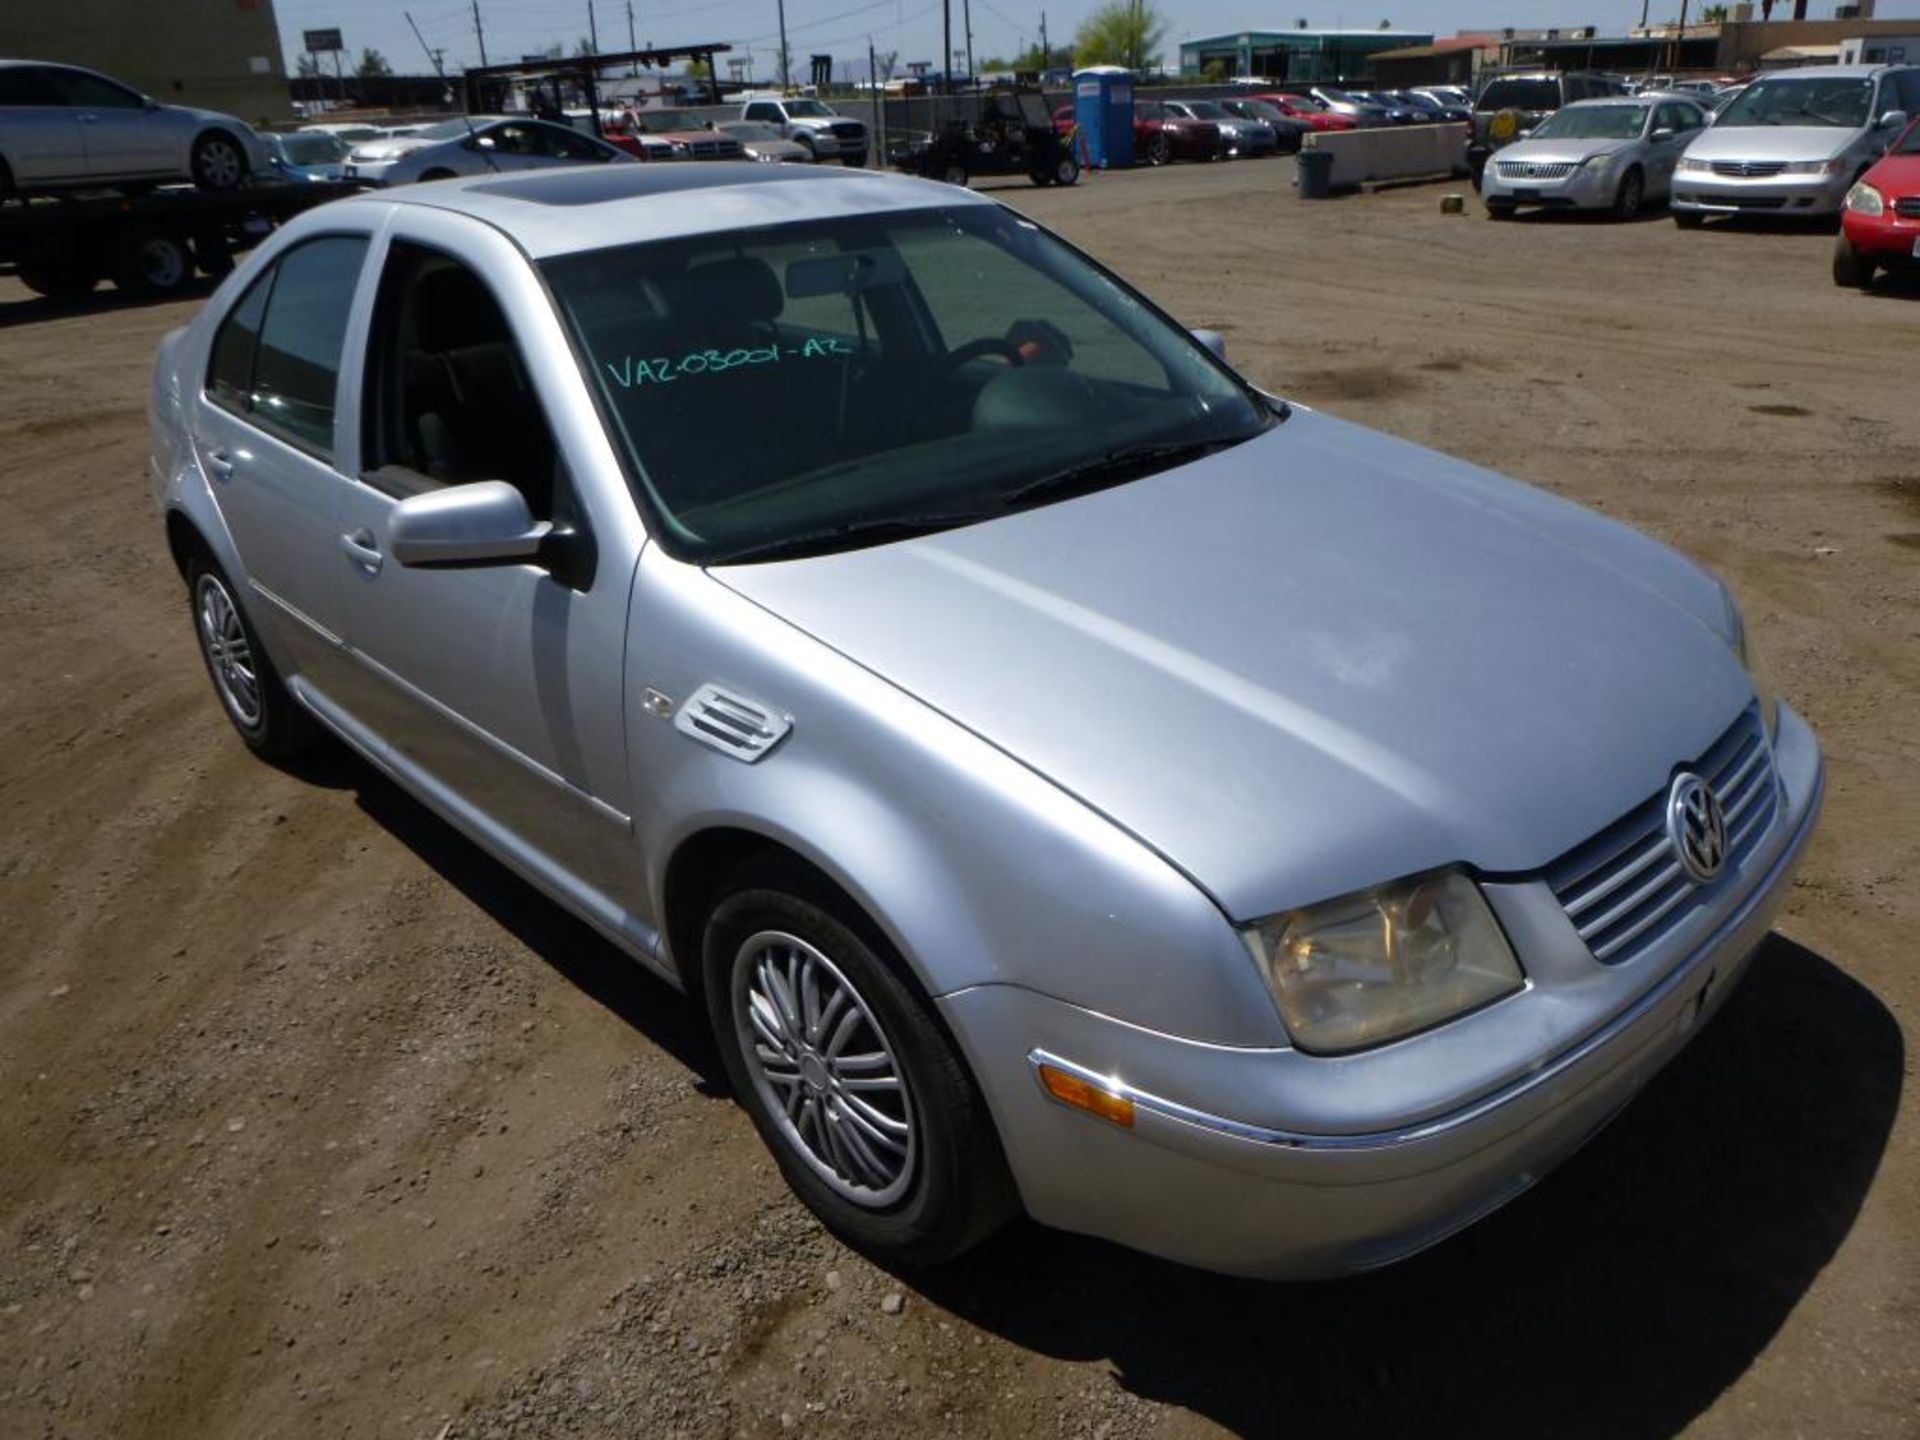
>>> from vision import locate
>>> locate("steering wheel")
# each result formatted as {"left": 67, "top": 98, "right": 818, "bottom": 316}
{"left": 938, "top": 336, "right": 1025, "bottom": 375}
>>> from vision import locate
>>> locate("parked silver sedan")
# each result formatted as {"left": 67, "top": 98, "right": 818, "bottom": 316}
{"left": 368, "top": 116, "right": 636, "bottom": 186}
{"left": 0, "top": 58, "right": 265, "bottom": 195}
{"left": 1483, "top": 94, "right": 1711, "bottom": 218}
{"left": 149, "top": 164, "right": 1821, "bottom": 1279}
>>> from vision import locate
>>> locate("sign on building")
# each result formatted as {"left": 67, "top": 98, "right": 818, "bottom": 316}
{"left": 303, "top": 28, "right": 344, "bottom": 54}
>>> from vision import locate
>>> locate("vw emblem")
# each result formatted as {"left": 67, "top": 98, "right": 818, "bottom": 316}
{"left": 1667, "top": 773, "right": 1728, "bottom": 885}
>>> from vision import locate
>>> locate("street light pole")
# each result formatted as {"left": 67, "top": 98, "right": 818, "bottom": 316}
{"left": 778, "top": 0, "right": 791, "bottom": 89}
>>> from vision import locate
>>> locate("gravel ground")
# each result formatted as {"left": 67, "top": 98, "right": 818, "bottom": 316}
{"left": 0, "top": 161, "right": 1915, "bottom": 1440}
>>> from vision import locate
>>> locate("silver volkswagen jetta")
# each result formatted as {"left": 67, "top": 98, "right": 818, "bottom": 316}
{"left": 148, "top": 164, "right": 1822, "bottom": 1279}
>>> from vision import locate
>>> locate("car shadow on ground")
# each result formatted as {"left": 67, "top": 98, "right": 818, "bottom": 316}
{"left": 0, "top": 277, "right": 222, "bottom": 330}
{"left": 277, "top": 744, "right": 727, "bottom": 1089}
{"left": 268, "top": 745, "right": 1900, "bottom": 1439}
{"left": 911, "top": 935, "right": 1901, "bottom": 1439}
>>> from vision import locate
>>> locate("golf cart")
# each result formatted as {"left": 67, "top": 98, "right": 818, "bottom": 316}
{"left": 889, "top": 87, "right": 1081, "bottom": 188}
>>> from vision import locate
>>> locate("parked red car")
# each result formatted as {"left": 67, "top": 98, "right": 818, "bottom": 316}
{"left": 1251, "top": 93, "right": 1358, "bottom": 133}
{"left": 1834, "top": 117, "right": 1920, "bottom": 288}
{"left": 1049, "top": 103, "right": 1222, "bottom": 165}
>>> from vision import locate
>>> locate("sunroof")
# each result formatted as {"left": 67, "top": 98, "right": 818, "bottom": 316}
{"left": 465, "top": 164, "right": 868, "bottom": 207}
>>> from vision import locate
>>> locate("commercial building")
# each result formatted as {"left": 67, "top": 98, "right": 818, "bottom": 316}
{"left": 1178, "top": 29, "right": 1435, "bottom": 84}
{"left": 0, "top": 0, "right": 289, "bottom": 124}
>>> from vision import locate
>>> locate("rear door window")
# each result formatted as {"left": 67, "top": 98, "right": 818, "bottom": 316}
{"left": 207, "top": 235, "right": 369, "bottom": 458}
{"left": 0, "top": 66, "right": 62, "bottom": 106}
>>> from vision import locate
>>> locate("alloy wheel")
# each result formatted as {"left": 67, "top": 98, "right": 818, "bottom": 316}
{"left": 732, "top": 930, "right": 916, "bottom": 1207}
{"left": 196, "top": 573, "right": 261, "bottom": 727}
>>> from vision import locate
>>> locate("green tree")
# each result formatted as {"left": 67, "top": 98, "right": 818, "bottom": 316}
{"left": 1073, "top": 0, "right": 1167, "bottom": 71}
{"left": 355, "top": 47, "right": 393, "bottom": 77}
{"left": 1700, "top": 3, "right": 1728, "bottom": 20}
{"left": 296, "top": 53, "right": 323, "bottom": 78}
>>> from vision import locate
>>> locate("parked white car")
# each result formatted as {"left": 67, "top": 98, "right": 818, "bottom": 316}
{"left": 1482, "top": 95, "right": 1711, "bottom": 219}
{"left": 0, "top": 58, "right": 266, "bottom": 195}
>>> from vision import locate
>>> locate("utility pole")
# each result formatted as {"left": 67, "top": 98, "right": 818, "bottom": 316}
{"left": 471, "top": 0, "right": 489, "bottom": 67}
{"left": 626, "top": 0, "right": 638, "bottom": 73}
{"left": 963, "top": 0, "right": 974, "bottom": 85}
{"left": 942, "top": 0, "right": 952, "bottom": 95}
{"left": 1673, "top": 0, "right": 1689, "bottom": 73}
{"left": 588, "top": 0, "right": 599, "bottom": 52}
{"left": 778, "top": 0, "right": 791, "bottom": 89}
{"left": 1040, "top": 10, "right": 1049, "bottom": 71}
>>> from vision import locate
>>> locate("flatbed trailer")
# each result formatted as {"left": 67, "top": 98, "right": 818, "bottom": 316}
{"left": 0, "top": 180, "right": 363, "bottom": 301}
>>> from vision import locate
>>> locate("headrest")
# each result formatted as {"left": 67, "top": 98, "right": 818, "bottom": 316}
{"left": 678, "top": 256, "right": 784, "bottom": 335}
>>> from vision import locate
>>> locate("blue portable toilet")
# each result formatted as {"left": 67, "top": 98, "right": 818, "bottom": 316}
{"left": 1072, "top": 64, "right": 1134, "bottom": 169}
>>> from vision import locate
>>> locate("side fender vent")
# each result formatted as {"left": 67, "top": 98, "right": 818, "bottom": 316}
{"left": 673, "top": 684, "right": 790, "bottom": 763}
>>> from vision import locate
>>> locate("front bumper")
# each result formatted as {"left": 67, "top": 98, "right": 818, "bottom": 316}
{"left": 1843, "top": 205, "right": 1920, "bottom": 262}
{"left": 940, "top": 704, "right": 1823, "bottom": 1279}
{"left": 1672, "top": 167, "right": 1854, "bottom": 216}
{"left": 1482, "top": 158, "right": 1622, "bottom": 210}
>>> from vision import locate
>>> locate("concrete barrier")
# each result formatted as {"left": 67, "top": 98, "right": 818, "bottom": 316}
{"left": 1302, "top": 123, "right": 1468, "bottom": 190}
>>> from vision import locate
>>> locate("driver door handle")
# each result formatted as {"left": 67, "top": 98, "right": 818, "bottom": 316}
{"left": 339, "top": 528, "right": 384, "bottom": 574}
{"left": 204, "top": 448, "right": 235, "bottom": 482}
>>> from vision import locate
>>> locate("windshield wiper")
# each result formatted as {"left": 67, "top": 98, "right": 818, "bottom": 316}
{"left": 998, "top": 435, "right": 1251, "bottom": 509}
{"left": 708, "top": 509, "right": 998, "bottom": 565}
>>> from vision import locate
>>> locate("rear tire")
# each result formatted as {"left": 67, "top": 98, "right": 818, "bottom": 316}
{"left": 940, "top": 162, "right": 968, "bottom": 187}
{"left": 702, "top": 861, "right": 1018, "bottom": 1268}
{"left": 1831, "top": 234, "right": 1876, "bottom": 289}
{"left": 18, "top": 254, "right": 101, "bottom": 299}
{"left": 1147, "top": 132, "right": 1171, "bottom": 166}
{"left": 190, "top": 131, "right": 249, "bottom": 191}
{"left": 111, "top": 228, "right": 194, "bottom": 297}
{"left": 1053, "top": 153, "right": 1080, "bottom": 186}
{"left": 187, "top": 552, "right": 321, "bottom": 759}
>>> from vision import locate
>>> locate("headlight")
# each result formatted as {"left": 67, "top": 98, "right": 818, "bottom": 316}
{"left": 1677, "top": 155, "right": 1710, "bottom": 172}
{"left": 1845, "top": 181, "right": 1886, "bottom": 215}
{"left": 1722, "top": 587, "right": 1780, "bottom": 741}
{"left": 1239, "top": 870, "right": 1523, "bottom": 1055}
{"left": 1578, "top": 151, "right": 1616, "bottom": 168}
{"left": 1782, "top": 157, "right": 1845, "bottom": 175}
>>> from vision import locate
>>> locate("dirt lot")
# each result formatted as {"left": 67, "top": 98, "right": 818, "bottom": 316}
{"left": 1, "top": 163, "right": 1916, "bottom": 1440}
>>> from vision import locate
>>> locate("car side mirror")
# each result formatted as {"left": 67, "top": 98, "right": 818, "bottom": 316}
{"left": 1880, "top": 109, "right": 1910, "bottom": 130}
{"left": 388, "top": 481, "right": 552, "bottom": 569}
{"left": 1191, "top": 328, "right": 1228, "bottom": 361}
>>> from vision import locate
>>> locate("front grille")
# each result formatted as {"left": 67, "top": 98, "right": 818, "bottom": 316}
{"left": 829, "top": 122, "right": 865, "bottom": 141}
{"left": 687, "top": 138, "right": 744, "bottom": 159}
{"left": 1496, "top": 160, "right": 1578, "bottom": 180}
{"left": 1546, "top": 707, "right": 1779, "bottom": 966}
{"left": 1711, "top": 160, "right": 1785, "bottom": 178}
{"left": 1895, "top": 196, "right": 1920, "bottom": 217}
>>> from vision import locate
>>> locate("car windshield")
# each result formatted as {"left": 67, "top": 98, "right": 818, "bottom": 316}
{"left": 542, "top": 205, "right": 1275, "bottom": 564}
{"left": 277, "top": 132, "right": 347, "bottom": 163}
{"left": 1478, "top": 79, "right": 1561, "bottom": 111}
{"left": 1898, "top": 121, "right": 1920, "bottom": 154}
{"left": 1182, "top": 100, "right": 1228, "bottom": 119}
{"left": 1532, "top": 104, "right": 1648, "bottom": 140}
{"left": 785, "top": 100, "right": 835, "bottom": 116}
{"left": 1715, "top": 77, "right": 1872, "bottom": 128}
{"left": 1320, "top": 89, "right": 1362, "bottom": 104}
{"left": 635, "top": 110, "right": 705, "bottom": 132}
{"left": 418, "top": 118, "right": 481, "bottom": 140}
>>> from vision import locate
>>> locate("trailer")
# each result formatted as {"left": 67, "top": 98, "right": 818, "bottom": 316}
{"left": 0, "top": 180, "right": 362, "bottom": 302}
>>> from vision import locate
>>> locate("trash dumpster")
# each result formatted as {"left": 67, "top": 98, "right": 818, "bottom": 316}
{"left": 1297, "top": 146, "right": 1334, "bottom": 198}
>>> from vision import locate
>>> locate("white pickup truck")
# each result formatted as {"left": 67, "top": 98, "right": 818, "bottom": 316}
{"left": 738, "top": 97, "right": 869, "bottom": 166}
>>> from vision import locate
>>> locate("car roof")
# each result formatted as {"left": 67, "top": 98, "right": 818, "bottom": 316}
{"left": 329, "top": 163, "right": 990, "bottom": 258}
{"left": 1747, "top": 64, "right": 1909, "bottom": 79}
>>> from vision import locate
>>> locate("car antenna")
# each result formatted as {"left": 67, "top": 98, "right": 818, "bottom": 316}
{"left": 406, "top": 10, "right": 481, "bottom": 148}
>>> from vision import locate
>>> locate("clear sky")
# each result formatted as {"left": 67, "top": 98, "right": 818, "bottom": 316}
{"left": 272, "top": 0, "right": 1920, "bottom": 79}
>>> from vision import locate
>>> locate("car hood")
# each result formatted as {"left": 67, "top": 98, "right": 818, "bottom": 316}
{"left": 351, "top": 136, "right": 438, "bottom": 160}
{"left": 1864, "top": 149, "right": 1920, "bottom": 194}
{"left": 1498, "top": 136, "right": 1635, "bottom": 164}
{"left": 713, "top": 409, "right": 1749, "bottom": 920}
{"left": 1684, "top": 124, "right": 1858, "bottom": 162}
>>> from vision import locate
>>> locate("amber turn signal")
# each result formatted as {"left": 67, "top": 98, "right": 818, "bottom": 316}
{"left": 1037, "top": 1063, "right": 1135, "bottom": 1128}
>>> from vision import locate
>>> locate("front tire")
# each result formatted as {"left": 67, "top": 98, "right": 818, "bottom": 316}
{"left": 187, "top": 553, "right": 320, "bottom": 759}
{"left": 703, "top": 864, "right": 1017, "bottom": 1267}
{"left": 939, "top": 162, "right": 968, "bottom": 187}
{"left": 1612, "top": 166, "right": 1644, "bottom": 220}
{"left": 190, "top": 131, "right": 249, "bottom": 191}
{"left": 1832, "top": 234, "right": 1876, "bottom": 289}
{"left": 1053, "top": 153, "right": 1080, "bottom": 186}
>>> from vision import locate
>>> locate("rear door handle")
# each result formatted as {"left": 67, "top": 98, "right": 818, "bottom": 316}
{"left": 339, "top": 528, "right": 383, "bottom": 574}
{"left": 205, "top": 448, "right": 234, "bottom": 482}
